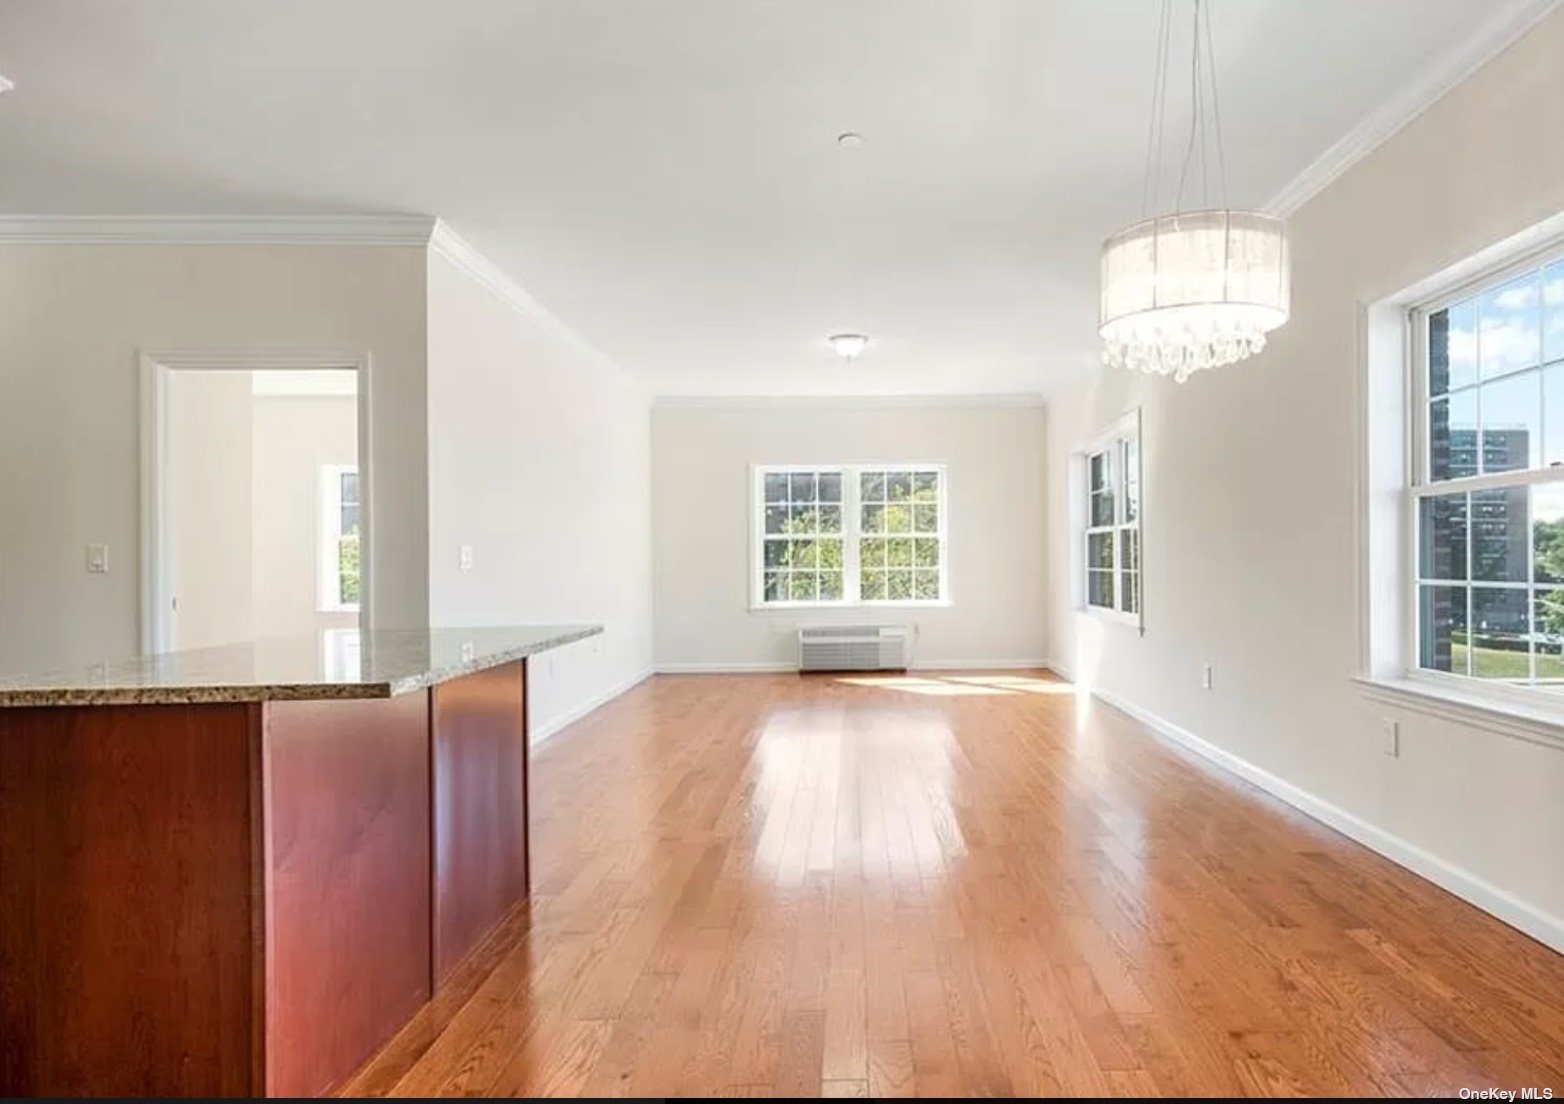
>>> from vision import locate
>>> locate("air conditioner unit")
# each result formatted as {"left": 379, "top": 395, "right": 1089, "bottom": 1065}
{"left": 797, "top": 625, "right": 910, "bottom": 673}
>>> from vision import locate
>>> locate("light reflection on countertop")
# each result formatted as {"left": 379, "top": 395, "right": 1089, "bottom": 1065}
{"left": 0, "top": 625, "right": 601, "bottom": 707}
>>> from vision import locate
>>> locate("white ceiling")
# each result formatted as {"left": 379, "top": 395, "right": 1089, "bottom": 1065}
{"left": 0, "top": 0, "right": 1535, "bottom": 396}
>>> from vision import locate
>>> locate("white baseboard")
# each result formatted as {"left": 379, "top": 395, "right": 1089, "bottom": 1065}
{"left": 530, "top": 667, "right": 653, "bottom": 746}
{"left": 1091, "top": 686, "right": 1564, "bottom": 955}
{"left": 654, "top": 657, "right": 1053, "bottom": 675}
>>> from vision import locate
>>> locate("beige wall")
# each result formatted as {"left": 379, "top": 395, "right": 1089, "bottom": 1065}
{"left": 252, "top": 392, "right": 359, "bottom": 640}
{"left": 166, "top": 370, "right": 254, "bottom": 649}
{"left": 0, "top": 244, "right": 428, "bottom": 672}
{"left": 1045, "top": 9, "right": 1564, "bottom": 942}
{"left": 426, "top": 249, "right": 654, "bottom": 740}
{"left": 652, "top": 403, "right": 1048, "bottom": 670}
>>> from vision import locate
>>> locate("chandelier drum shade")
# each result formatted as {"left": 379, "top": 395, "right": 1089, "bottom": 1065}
{"left": 1099, "top": 208, "right": 1289, "bottom": 381}
{"left": 1100, "top": 0, "right": 1291, "bottom": 382}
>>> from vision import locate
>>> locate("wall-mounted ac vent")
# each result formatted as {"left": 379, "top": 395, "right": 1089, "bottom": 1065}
{"left": 798, "top": 625, "right": 909, "bottom": 672}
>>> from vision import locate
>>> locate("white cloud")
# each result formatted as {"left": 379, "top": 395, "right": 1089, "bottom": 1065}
{"left": 1491, "top": 283, "right": 1538, "bottom": 312}
{"left": 1544, "top": 271, "right": 1563, "bottom": 308}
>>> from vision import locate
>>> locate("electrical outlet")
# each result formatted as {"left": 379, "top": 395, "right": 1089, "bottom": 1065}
{"left": 1201, "top": 662, "right": 1214, "bottom": 691}
{"left": 459, "top": 640, "right": 475, "bottom": 663}
{"left": 1381, "top": 718, "right": 1400, "bottom": 757}
{"left": 458, "top": 544, "right": 474, "bottom": 572}
{"left": 85, "top": 543, "right": 109, "bottom": 574}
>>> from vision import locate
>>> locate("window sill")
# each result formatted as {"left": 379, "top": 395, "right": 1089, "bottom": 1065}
{"left": 749, "top": 600, "right": 952, "bottom": 613}
{"left": 1077, "top": 605, "right": 1142, "bottom": 630}
{"left": 1355, "top": 674, "right": 1564, "bottom": 752}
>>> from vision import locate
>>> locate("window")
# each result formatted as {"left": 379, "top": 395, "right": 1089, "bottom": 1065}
{"left": 1413, "top": 249, "right": 1564, "bottom": 685}
{"left": 318, "top": 464, "right": 361, "bottom": 612}
{"left": 752, "top": 464, "right": 947, "bottom": 607}
{"left": 1077, "top": 412, "right": 1141, "bottom": 623}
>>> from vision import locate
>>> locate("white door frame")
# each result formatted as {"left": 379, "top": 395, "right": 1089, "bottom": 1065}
{"left": 138, "top": 350, "right": 374, "bottom": 654}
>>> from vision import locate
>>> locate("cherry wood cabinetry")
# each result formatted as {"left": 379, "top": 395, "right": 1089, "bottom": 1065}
{"left": 0, "top": 661, "right": 531, "bottom": 1098}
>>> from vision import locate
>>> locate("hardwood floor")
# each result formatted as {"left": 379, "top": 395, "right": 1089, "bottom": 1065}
{"left": 342, "top": 671, "right": 1564, "bottom": 1098}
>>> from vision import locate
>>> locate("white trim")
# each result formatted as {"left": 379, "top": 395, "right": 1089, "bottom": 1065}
{"left": 138, "top": 350, "right": 372, "bottom": 654}
{"left": 530, "top": 668, "right": 653, "bottom": 747}
{"left": 1356, "top": 675, "right": 1564, "bottom": 753}
{"left": 750, "top": 463, "right": 950, "bottom": 608}
{"left": 1074, "top": 409, "right": 1144, "bottom": 630}
{"left": 0, "top": 214, "right": 437, "bottom": 245}
{"left": 652, "top": 393, "right": 1049, "bottom": 410}
{"left": 654, "top": 658, "right": 1053, "bottom": 675}
{"left": 1264, "top": 0, "right": 1563, "bottom": 218}
{"left": 1090, "top": 685, "right": 1564, "bottom": 955}
{"left": 427, "top": 221, "right": 637, "bottom": 390}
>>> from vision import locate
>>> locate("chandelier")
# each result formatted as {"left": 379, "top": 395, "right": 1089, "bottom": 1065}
{"left": 1100, "top": 0, "right": 1290, "bottom": 383}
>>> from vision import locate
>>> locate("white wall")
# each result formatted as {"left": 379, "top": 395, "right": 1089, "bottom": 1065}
{"left": 652, "top": 402, "right": 1048, "bottom": 670}
{"left": 252, "top": 391, "right": 359, "bottom": 640}
{"left": 167, "top": 370, "right": 254, "bottom": 649}
{"left": 0, "top": 244, "right": 429, "bottom": 672}
{"left": 1046, "top": 9, "right": 1564, "bottom": 942}
{"left": 425, "top": 246, "right": 654, "bottom": 740}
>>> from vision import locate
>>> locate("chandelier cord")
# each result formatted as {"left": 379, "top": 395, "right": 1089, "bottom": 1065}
{"left": 1175, "top": 0, "right": 1205, "bottom": 212}
{"left": 1203, "top": 0, "right": 1230, "bottom": 210}
{"left": 1139, "top": 0, "right": 1173, "bottom": 219}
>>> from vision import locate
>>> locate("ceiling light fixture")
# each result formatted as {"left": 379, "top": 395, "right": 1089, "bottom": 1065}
{"left": 1099, "top": 0, "right": 1290, "bottom": 383}
{"left": 837, "top": 131, "right": 864, "bottom": 149}
{"left": 829, "top": 333, "right": 870, "bottom": 360}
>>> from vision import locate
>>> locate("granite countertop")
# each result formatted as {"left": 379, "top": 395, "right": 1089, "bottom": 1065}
{"left": 0, "top": 625, "right": 602, "bottom": 707}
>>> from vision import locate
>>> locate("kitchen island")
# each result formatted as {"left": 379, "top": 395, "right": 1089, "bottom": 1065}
{"left": 0, "top": 625, "right": 600, "bottom": 1098}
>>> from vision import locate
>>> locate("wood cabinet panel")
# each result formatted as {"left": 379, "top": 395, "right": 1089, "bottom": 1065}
{"left": 263, "top": 691, "right": 432, "bottom": 1097}
{"left": 431, "top": 660, "right": 528, "bottom": 984}
{"left": 0, "top": 703, "right": 261, "bottom": 1098}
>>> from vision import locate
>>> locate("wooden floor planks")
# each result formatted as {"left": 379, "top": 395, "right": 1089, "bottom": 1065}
{"left": 340, "top": 671, "right": 1564, "bottom": 1098}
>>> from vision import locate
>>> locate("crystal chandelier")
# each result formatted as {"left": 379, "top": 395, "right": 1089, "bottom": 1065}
{"left": 1100, "top": 0, "right": 1290, "bottom": 383}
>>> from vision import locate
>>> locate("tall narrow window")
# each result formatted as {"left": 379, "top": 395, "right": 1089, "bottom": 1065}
{"left": 1079, "top": 412, "right": 1142, "bottom": 622}
{"left": 319, "top": 464, "right": 361, "bottom": 612}
{"left": 1414, "top": 251, "right": 1564, "bottom": 684}
{"left": 752, "top": 464, "right": 947, "bottom": 607}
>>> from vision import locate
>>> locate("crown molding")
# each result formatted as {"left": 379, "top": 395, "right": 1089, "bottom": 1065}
{"left": 0, "top": 214, "right": 437, "bottom": 244}
{"left": 427, "top": 219, "right": 636, "bottom": 388}
{"left": 651, "top": 392, "right": 1048, "bottom": 410}
{"left": 1264, "top": 0, "right": 1562, "bottom": 219}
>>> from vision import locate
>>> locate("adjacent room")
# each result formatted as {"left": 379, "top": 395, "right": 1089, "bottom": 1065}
{"left": 1, "top": 0, "right": 1562, "bottom": 1098}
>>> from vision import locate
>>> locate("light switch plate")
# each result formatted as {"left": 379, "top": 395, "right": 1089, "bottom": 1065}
{"left": 1381, "top": 718, "right": 1400, "bottom": 757}
{"left": 85, "top": 544, "right": 109, "bottom": 574}
{"left": 458, "top": 544, "right": 474, "bottom": 571}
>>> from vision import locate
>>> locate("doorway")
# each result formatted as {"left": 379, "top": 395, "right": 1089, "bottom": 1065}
{"left": 140, "top": 354, "right": 371, "bottom": 653}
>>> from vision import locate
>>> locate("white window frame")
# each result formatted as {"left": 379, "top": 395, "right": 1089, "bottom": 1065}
{"left": 749, "top": 463, "right": 951, "bottom": 610}
{"left": 1357, "top": 212, "right": 1564, "bottom": 748}
{"left": 1072, "top": 409, "right": 1143, "bottom": 630}
{"left": 1404, "top": 238, "right": 1564, "bottom": 695}
{"left": 317, "top": 463, "right": 361, "bottom": 613}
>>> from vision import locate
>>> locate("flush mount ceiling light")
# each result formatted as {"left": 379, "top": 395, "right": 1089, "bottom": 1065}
{"left": 829, "top": 333, "right": 870, "bottom": 360}
{"left": 1099, "top": 0, "right": 1290, "bottom": 383}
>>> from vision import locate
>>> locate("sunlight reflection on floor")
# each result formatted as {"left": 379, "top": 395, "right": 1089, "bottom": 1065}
{"left": 834, "top": 673, "right": 1072, "bottom": 696}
